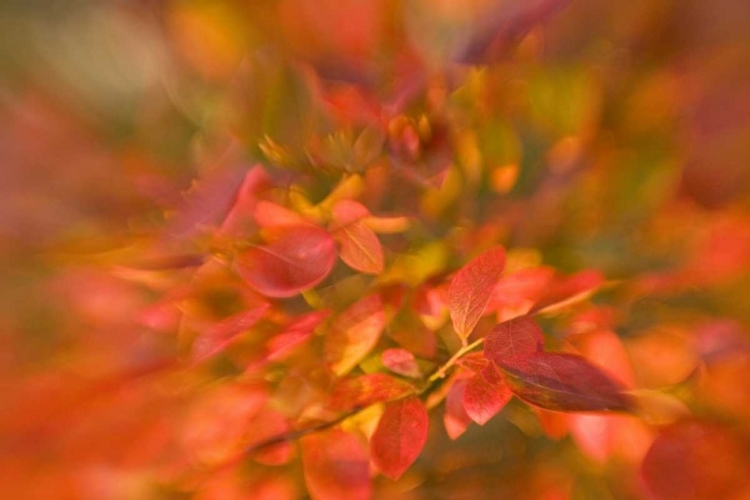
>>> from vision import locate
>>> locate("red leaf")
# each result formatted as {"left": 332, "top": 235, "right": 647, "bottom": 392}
{"left": 265, "top": 310, "right": 330, "bottom": 362}
{"left": 328, "top": 373, "right": 414, "bottom": 411}
{"left": 325, "top": 295, "right": 386, "bottom": 375}
{"left": 301, "top": 429, "right": 371, "bottom": 500}
{"left": 237, "top": 225, "right": 336, "bottom": 298}
{"left": 642, "top": 420, "right": 750, "bottom": 500}
{"left": 382, "top": 348, "right": 421, "bottom": 378}
{"left": 483, "top": 316, "right": 545, "bottom": 366}
{"left": 444, "top": 380, "right": 472, "bottom": 440}
{"left": 330, "top": 200, "right": 384, "bottom": 274}
{"left": 530, "top": 270, "right": 604, "bottom": 314}
{"left": 191, "top": 303, "right": 270, "bottom": 362}
{"left": 449, "top": 247, "right": 506, "bottom": 341}
{"left": 463, "top": 364, "right": 512, "bottom": 425}
{"left": 497, "top": 352, "right": 632, "bottom": 412}
{"left": 371, "top": 396, "right": 429, "bottom": 480}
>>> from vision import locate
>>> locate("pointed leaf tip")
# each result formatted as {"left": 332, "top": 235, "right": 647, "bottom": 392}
{"left": 498, "top": 352, "right": 632, "bottom": 412}
{"left": 449, "top": 247, "right": 506, "bottom": 340}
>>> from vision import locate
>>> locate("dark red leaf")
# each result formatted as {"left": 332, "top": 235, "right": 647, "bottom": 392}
{"left": 190, "top": 303, "right": 270, "bottom": 362}
{"left": 237, "top": 225, "right": 336, "bottom": 298}
{"left": 449, "top": 247, "right": 506, "bottom": 341}
{"left": 301, "top": 429, "right": 371, "bottom": 500}
{"left": 444, "top": 380, "right": 472, "bottom": 440}
{"left": 382, "top": 348, "right": 421, "bottom": 378}
{"left": 497, "top": 352, "right": 632, "bottom": 412}
{"left": 330, "top": 199, "right": 384, "bottom": 274}
{"left": 328, "top": 373, "right": 414, "bottom": 412}
{"left": 371, "top": 396, "right": 429, "bottom": 480}
{"left": 463, "top": 364, "right": 512, "bottom": 425}
{"left": 483, "top": 316, "right": 545, "bottom": 366}
{"left": 642, "top": 420, "right": 750, "bottom": 500}
{"left": 325, "top": 294, "right": 386, "bottom": 376}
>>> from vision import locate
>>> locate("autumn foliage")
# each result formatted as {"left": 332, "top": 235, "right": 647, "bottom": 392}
{"left": 2, "top": 0, "right": 750, "bottom": 498}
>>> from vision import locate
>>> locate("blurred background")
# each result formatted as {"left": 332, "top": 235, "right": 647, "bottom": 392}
{"left": 1, "top": 0, "right": 749, "bottom": 498}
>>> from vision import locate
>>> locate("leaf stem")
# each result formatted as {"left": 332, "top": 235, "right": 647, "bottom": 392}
{"left": 427, "top": 337, "right": 485, "bottom": 382}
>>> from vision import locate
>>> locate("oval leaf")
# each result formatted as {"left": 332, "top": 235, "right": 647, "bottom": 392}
{"left": 301, "top": 429, "right": 371, "bottom": 500}
{"left": 497, "top": 352, "right": 632, "bottom": 412}
{"left": 325, "top": 295, "right": 386, "bottom": 376}
{"left": 371, "top": 396, "right": 429, "bottom": 480}
{"left": 484, "top": 315, "right": 545, "bottom": 365}
{"left": 382, "top": 348, "right": 421, "bottom": 378}
{"left": 237, "top": 225, "right": 336, "bottom": 298}
{"left": 449, "top": 247, "right": 506, "bottom": 341}
{"left": 330, "top": 200, "right": 384, "bottom": 274}
{"left": 463, "top": 364, "right": 512, "bottom": 425}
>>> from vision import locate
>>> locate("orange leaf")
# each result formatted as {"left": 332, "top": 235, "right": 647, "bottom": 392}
{"left": 330, "top": 199, "right": 384, "bottom": 274}
{"left": 254, "top": 200, "right": 310, "bottom": 228}
{"left": 371, "top": 397, "right": 429, "bottom": 480}
{"left": 325, "top": 294, "right": 386, "bottom": 375}
{"left": 449, "top": 247, "right": 506, "bottom": 341}
{"left": 301, "top": 429, "right": 371, "bottom": 500}
{"left": 237, "top": 225, "right": 336, "bottom": 298}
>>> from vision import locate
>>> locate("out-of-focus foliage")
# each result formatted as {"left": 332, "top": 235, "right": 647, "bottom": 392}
{"left": 2, "top": 0, "right": 750, "bottom": 498}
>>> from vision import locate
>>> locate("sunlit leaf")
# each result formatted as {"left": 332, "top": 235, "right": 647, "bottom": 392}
{"left": 301, "top": 429, "right": 371, "bottom": 500}
{"left": 449, "top": 247, "right": 506, "bottom": 341}
{"left": 325, "top": 294, "right": 386, "bottom": 376}
{"left": 371, "top": 396, "right": 429, "bottom": 480}
{"left": 497, "top": 352, "right": 632, "bottom": 412}
{"left": 237, "top": 225, "right": 336, "bottom": 298}
{"left": 329, "top": 199, "right": 384, "bottom": 274}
